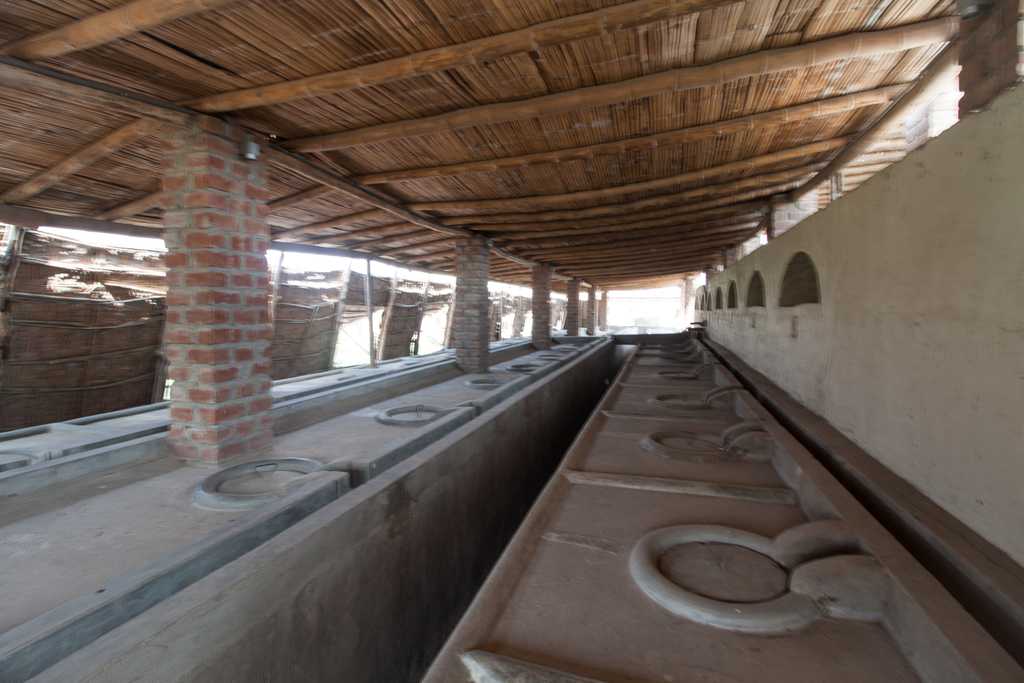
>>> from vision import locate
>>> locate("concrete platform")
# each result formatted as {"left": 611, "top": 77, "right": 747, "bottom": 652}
{"left": 424, "top": 336, "right": 1023, "bottom": 683}
{"left": 0, "top": 338, "right": 602, "bottom": 681}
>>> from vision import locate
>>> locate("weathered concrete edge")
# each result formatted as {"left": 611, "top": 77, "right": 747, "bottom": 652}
{"left": 705, "top": 342, "right": 1023, "bottom": 682}
{"left": 0, "top": 470, "right": 349, "bottom": 683}
{"left": 0, "top": 432, "right": 166, "bottom": 497}
{"left": 704, "top": 337, "right": 1024, "bottom": 663}
{"left": 423, "top": 341, "right": 636, "bottom": 681}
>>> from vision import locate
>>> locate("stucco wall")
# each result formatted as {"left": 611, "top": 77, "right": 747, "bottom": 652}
{"left": 701, "top": 86, "right": 1024, "bottom": 565}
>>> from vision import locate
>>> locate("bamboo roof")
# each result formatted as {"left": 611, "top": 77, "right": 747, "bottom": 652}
{"left": 0, "top": 0, "right": 959, "bottom": 287}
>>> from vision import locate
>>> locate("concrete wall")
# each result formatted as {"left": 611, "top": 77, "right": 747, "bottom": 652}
{"left": 36, "top": 341, "right": 617, "bottom": 683}
{"left": 701, "top": 86, "right": 1024, "bottom": 566}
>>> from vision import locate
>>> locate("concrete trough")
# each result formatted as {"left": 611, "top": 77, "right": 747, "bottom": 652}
{"left": 0, "top": 470, "right": 348, "bottom": 683}
{"left": 0, "top": 342, "right": 535, "bottom": 497}
{"left": 0, "top": 337, "right": 610, "bottom": 681}
{"left": 423, "top": 333, "right": 1023, "bottom": 683}
{"left": 21, "top": 337, "right": 616, "bottom": 682}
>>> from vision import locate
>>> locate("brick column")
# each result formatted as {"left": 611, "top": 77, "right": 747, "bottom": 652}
{"left": 162, "top": 118, "right": 273, "bottom": 463}
{"left": 531, "top": 264, "right": 552, "bottom": 349}
{"left": 598, "top": 290, "right": 608, "bottom": 330}
{"left": 564, "top": 277, "right": 580, "bottom": 335}
{"left": 586, "top": 287, "right": 598, "bottom": 335}
{"left": 453, "top": 235, "right": 490, "bottom": 373}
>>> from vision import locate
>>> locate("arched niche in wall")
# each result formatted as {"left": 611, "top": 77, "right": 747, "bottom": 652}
{"left": 779, "top": 252, "right": 821, "bottom": 307}
{"left": 695, "top": 286, "right": 707, "bottom": 311}
{"left": 727, "top": 281, "right": 738, "bottom": 309}
{"left": 746, "top": 271, "right": 766, "bottom": 307}
{"left": 714, "top": 287, "right": 724, "bottom": 310}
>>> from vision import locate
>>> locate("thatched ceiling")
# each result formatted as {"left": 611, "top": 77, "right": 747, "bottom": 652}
{"left": 0, "top": 0, "right": 958, "bottom": 287}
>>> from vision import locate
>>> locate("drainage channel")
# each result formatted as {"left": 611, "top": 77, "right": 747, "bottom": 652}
{"left": 698, "top": 336, "right": 1024, "bottom": 666}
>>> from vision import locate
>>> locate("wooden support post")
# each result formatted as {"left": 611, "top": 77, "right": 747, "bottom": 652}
{"left": 326, "top": 260, "right": 352, "bottom": 369}
{"left": 365, "top": 258, "right": 376, "bottom": 368}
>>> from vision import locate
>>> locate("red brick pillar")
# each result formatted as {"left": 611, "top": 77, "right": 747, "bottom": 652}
{"left": 162, "top": 118, "right": 273, "bottom": 463}
{"left": 586, "top": 286, "right": 598, "bottom": 335}
{"left": 564, "top": 277, "right": 580, "bottom": 336}
{"left": 453, "top": 234, "right": 490, "bottom": 373}
{"left": 531, "top": 264, "right": 552, "bottom": 349}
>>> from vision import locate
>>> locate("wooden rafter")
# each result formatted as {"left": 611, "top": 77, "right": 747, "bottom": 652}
{"left": 270, "top": 209, "right": 394, "bottom": 240}
{"left": 1, "top": 0, "right": 241, "bottom": 60}
{"left": 340, "top": 229, "right": 433, "bottom": 250}
{"left": 286, "top": 18, "right": 957, "bottom": 153}
{"left": 184, "top": 0, "right": 743, "bottom": 113}
{"left": 470, "top": 202, "right": 766, "bottom": 233}
{"left": 2, "top": 119, "right": 163, "bottom": 204}
{"left": 374, "top": 236, "right": 455, "bottom": 256}
{"left": 434, "top": 167, "right": 818, "bottom": 224}
{"left": 268, "top": 185, "right": 335, "bottom": 210}
{"left": 267, "top": 149, "right": 468, "bottom": 238}
{"left": 95, "top": 189, "right": 166, "bottom": 220}
{"left": 491, "top": 210, "right": 765, "bottom": 242}
{"left": 505, "top": 218, "right": 763, "bottom": 253}
{"left": 514, "top": 230, "right": 757, "bottom": 262}
{"left": 789, "top": 44, "right": 961, "bottom": 201}
{"left": 408, "top": 139, "right": 846, "bottom": 214}
{"left": 357, "top": 87, "right": 902, "bottom": 185}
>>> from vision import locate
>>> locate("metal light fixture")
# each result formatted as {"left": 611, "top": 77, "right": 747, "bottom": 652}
{"left": 241, "top": 133, "right": 260, "bottom": 161}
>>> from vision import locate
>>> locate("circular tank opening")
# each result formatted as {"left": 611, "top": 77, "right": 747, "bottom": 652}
{"left": 508, "top": 363, "right": 541, "bottom": 374}
{"left": 659, "top": 542, "right": 788, "bottom": 603}
{"left": 466, "top": 376, "right": 503, "bottom": 389}
{"left": 376, "top": 404, "right": 448, "bottom": 426}
{"left": 194, "top": 457, "right": 323, "bottom": 510}
{"left": 640, "top": 431, "right": 722, "bottom": 459}
{"left": 0, "top": 450, "right": 35, "bottom": 473}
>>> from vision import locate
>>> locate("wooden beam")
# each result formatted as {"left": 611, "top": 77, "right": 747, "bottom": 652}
{"left": 433, "top": 167, "right": 817, "bottom": 225}
{"left": 184, "top": 0, "right": 743, "bottom": 113}
{"left": 523, "top": 230, "right": 755, "bottom": 262}
{"left": 0, "top": 59, "right": 191, "bottom": 127}
{"left": 1, "top": 0, "right": 241, "bottom": 60}
{"left": 789, "top": 44, "right": 961, "bottom": 202}
{"left": 95, "top": 186, "right": 349, "bottom": 223}
{"left": 340, "top": 229, "right": 433, "bottom": 250}
{"left": 1, "top": 119, "right": 163, "bottom": 204}
{"left": 374, "top": 236, "right": 455, "bottom": 255}
{"left": 0, "top": 205, "right": 162, "bottom": 238}
{"left": 94, "top": 189, "right": 166, "bottom": 220}
{"left": 286, "top": 18, "right": 958, "bottom": 152}
{"left": 510, "top": 220, "right": 762, "bottom": 254}
{"left": 409, "top": 139, "right": 845, "bottom": 214}
{"left": 270, "top": 209, "right": 394, "bottom": 240}
{"left": 469, "top": 202, "right": 766, "bottom": 233}
{"left": 357, "top": 87, "right": 902, "bottom": 185}
{"left": 265, "top": 149, "right": 553, "bottom": 272}
{"left": 300, "top": 222, "right": 415, "bottom": 245}
{"left": 267, "top": 148, "right": 469, "bottom": 238}
{"left": 567, "top": 261, "right": 713, "bottom": 277}
{"left": 568, "top": 253, "right": 720, "bottom": 271}
{"left": 268, "top": 185, "right": 335, "bottom": 210}
{"left": 492, "top": 211, "right": 764, "bottom": 243}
